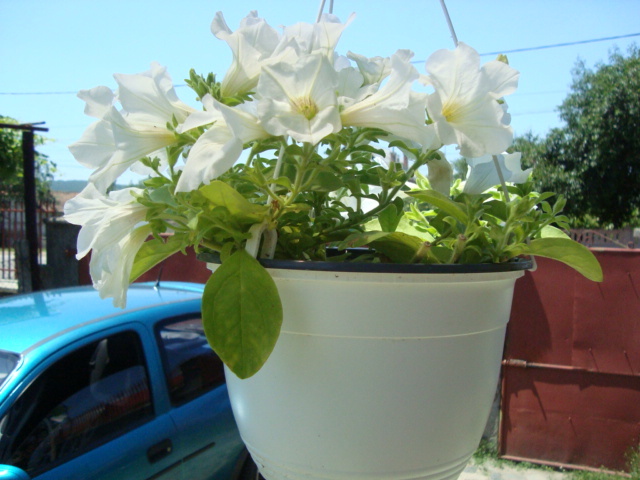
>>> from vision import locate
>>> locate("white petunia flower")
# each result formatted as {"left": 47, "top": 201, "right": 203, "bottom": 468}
{"left": 425, "top": 42, "right": 519, "bottom": 158}
{"left": 63, "top": 183, "right": 149, "bottom": 308}
{"left": 340, "top": 51, "right": 436, "bottom": 149}
{"left": 69, "top": 63, "right": 195, "bottom": 192}
{"left": 463, "top": 152, "right": 532, "bottom": 194}
{"left": 89, "top": 225, "right": 151, "bottom": 309}
{"left": 346, "top": 51, "right": 391, "bottom": 86}
{"left": 211, "top": 11, "right": 281, "bottom": 98}
{"left": 279, "top": 13, "right": 355, "bottom": 59}
{"left": 176, "top": 97, "right": 269, "bottom": 192}
{"left": 256, "top": 53, "right": 341, "bottom": 145}
{"left": 176, "top": 125, "right": 242, "bottom": 193}
{"left": 114, "top": 62, "right": 194, "bottom": 126}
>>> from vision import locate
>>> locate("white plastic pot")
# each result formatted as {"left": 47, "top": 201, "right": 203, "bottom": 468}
{"left": 215, "top": 259, "right": 528, "bottom": 480}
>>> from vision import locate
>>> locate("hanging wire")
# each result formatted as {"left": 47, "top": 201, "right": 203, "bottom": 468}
{"left": 316, "top": 0, "right": 334, "bottom": 22}
{"left": 439, "top": 0, "right": 459, "bottom": 47}
{"left": 316, "top": 0, "right": 327, "bottom": 22}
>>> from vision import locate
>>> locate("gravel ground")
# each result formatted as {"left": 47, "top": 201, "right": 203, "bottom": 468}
{"left": 461, "top": 460, "right": 571, "bottom": 480}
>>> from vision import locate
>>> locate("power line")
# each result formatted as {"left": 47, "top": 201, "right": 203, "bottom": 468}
{"left": 1, "top": 32, "right": 639, "bottom": 96}
{"left": 478, "top": 32, "right": 640, "bottom": 57}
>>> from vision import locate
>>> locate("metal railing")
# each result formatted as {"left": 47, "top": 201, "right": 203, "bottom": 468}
{"left": 0, "top": 188, "right": 56, "bottom": 286}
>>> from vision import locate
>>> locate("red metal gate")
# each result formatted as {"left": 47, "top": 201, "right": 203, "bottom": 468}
{"left": 500, "top": 250, "right": 640, "bottom": 473}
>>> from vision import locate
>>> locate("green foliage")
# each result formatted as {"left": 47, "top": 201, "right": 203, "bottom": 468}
{"left": 401, "top": 184, "right": 602, "bottom": 280}
{"left": 517, "top": 46, "right": 640, "bottom": 228}
{"left": 125, "top": 74, "right": 603, "bottom": 378}
{"left": 0, "top": 116, "right": 56, "bottom": 198}
{"left": 202, "top": 249, "right": 283, "bottom": 379}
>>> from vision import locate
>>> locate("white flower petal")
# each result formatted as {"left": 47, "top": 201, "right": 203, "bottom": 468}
{"left": 425, "top": 42, "right": 518, "bottom": 157}
{"left": 68, "top": 119, "right": 115, "bottom": 170}
{"left": 257, "top": 53, "right": 340, "bottom": 145}
{"left": 213, "top": 100, "right": 269, "bottom": 143}
{"left": 347, "top": 51, "right": 391, "bottom": 85}
{"left": 482, "top": 59, "right": 520, "bottom": 98}
{"left": 282, "top": 13, "right": 355, "bottom": 58}
{"left": 179, "top": 94, "right": 224, "bottom": 133}
{"left": 64, "top": 183, "right": 147, "bottom": 264}
{"left": 114, "top": 62, "right": 194, "bottom": 126}
{"left": 175, "top": 125, "right": 243, "bottom": 192}
{"left": 86, "top": 108, "right": 175, "bottom": 192}
{"left": 341, "top": 52, "right": 435, "bottom": 149}
{"left": 212, "top": 11, "right": 281, "bottom": 97}
{"left": 90, "top": 225, "right": 151, "bottom": 308}
{"left": 427, "top": 154, "right": 453, "bottom": 196}
{"left": 463, "top": 152, "right": 532, "bottom": 194}
{"left": 77, "top": 86, "right": 114, "bottom": 119}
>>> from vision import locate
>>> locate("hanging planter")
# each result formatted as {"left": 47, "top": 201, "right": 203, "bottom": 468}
{"left": 64, "top": 2, "right": 604, "bottom": 480}
{"left": 206, "top": 256, "right": 531, "bottom": 480}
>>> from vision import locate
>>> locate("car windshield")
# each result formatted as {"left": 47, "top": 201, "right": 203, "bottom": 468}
{"left": 0, "top": 351, "right": 19, "bottom": 388}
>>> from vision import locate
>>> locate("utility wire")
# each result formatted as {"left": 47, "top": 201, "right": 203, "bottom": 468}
{"left": 478, "top": 32, "right": 640, "bottom": 56}
{"left": 1, "top": 32, "right": 639, "bottom": 95}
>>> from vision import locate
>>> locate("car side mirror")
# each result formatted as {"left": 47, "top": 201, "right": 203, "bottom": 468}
{"left": 0, "top": 466, "right": 30, "bottom": 480}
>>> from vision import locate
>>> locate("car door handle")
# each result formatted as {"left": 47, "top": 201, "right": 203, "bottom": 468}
{"left": 147, "top": 438, "right": 173, "bottom": 463}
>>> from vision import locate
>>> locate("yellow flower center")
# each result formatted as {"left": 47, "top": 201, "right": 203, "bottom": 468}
{"left": 291, "top": 96, "right": 319, "bottom": 120}
{"left": 441, "top": 99, "right": 464, "bottom": 124}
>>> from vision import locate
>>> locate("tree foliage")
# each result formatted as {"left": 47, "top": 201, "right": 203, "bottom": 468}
{"left": 0, "top": 116, "right": 55, "bottom": 197}
{"left": 520, "top": 46, "right": 640, "bottom": 228}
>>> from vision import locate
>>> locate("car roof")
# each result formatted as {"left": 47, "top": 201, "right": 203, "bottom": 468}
{"left": 0, "top": 282, "right": 204, "bottom": 355}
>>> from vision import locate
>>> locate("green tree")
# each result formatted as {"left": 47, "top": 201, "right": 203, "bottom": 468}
{"left": 530, "top": 46, "right": 640, "bottom": 228}
{"left": 0, "top": 116, "right": 56, "bottom": 198}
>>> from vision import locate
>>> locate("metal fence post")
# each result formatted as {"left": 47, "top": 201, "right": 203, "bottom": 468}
{"left": 21, "top": 129, "right": 42, "bottom": 291}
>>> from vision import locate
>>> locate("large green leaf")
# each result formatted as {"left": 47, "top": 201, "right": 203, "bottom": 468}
{"left": 336, "top": 231, "right": 391, "bottom": 250}
{"left": 369, "top": 232, "right": 425, "bottom": 263}
{"left": 201, "top": 249, "right": 283, "bottom": 379}
{"left": 199, "top": 181, "right": 269, "bottom": 223}
{"left": 407, "top": 189, "right": 469, "bottom": 224}
{"left": 512, "top": 237, "right": 603, "bottom": 282}
{"left": 336, "top": 230, "right": 424, "bottom": 263}
{"left": 540, "top": 225, "right": 570, "bottom": 239}
{"left": 129, "top": 234, "right": 185, "bottom": 283}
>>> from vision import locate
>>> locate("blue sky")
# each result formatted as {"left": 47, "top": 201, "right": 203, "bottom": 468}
{"left": 1, "top": 0, "right": 639, "bottom": 183}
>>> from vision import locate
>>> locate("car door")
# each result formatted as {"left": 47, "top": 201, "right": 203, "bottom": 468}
{"left": 154, "top": 316, "right": 245, "bottom": 480}
{"left": 0, "top": 325, "right": 182, "bottom": 480}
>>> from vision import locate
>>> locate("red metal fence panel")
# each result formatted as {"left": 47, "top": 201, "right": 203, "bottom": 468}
{"left": 0, "top": 191, "right": 56, "bottom": 282}
{"left": 500, "top": 251, "right": 640, "bottom": 473}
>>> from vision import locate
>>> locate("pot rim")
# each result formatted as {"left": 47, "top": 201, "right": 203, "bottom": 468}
{"left": 198, "top": 249, "right": 534, "bottom": 274}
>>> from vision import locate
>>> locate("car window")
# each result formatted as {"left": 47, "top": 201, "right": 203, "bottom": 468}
{"left": 156, "top": 317, "right": 225, "bottom": 406}
{"left": 0, "top": 331, "right": 153, "bottom": 476}
{"left": 0, "top": 350, "right": 19, "bottom": 388}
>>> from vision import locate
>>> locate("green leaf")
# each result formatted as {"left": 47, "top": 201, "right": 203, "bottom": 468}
{"left": 308, "top": 168, "right": 344, "bottom": 192}
{"left": 512, "top": 237, "right": 603, "bottom": 282}
{"left": 540, "top": 225, "right": 570, "bottom": 239}
{"left": 407, "top": 189, "right": 469, "bottom": 224}
{"left": 336, "top": 231, "right": 390, "bottom": 250}
{"left": 199, "top": 181, "right": 268, "bottom": 223}
{"left": 129, "top": 234, "right": 185, "bottom": 283}
{"left": 378, "top": 201, "right": 404, "bottom": 233}
{"left": 201, "top": 249, "right": 283, "bottom": 379}
{"left": 369, "top": 232, "right": 425, "bottom": 263}
{"left": 149, "top": 185, "right": 178, "bottom": 207}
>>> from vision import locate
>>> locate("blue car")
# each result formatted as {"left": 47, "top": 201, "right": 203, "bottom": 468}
{"left": 0, "top": 282, "right": 259, "bottom": 480}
